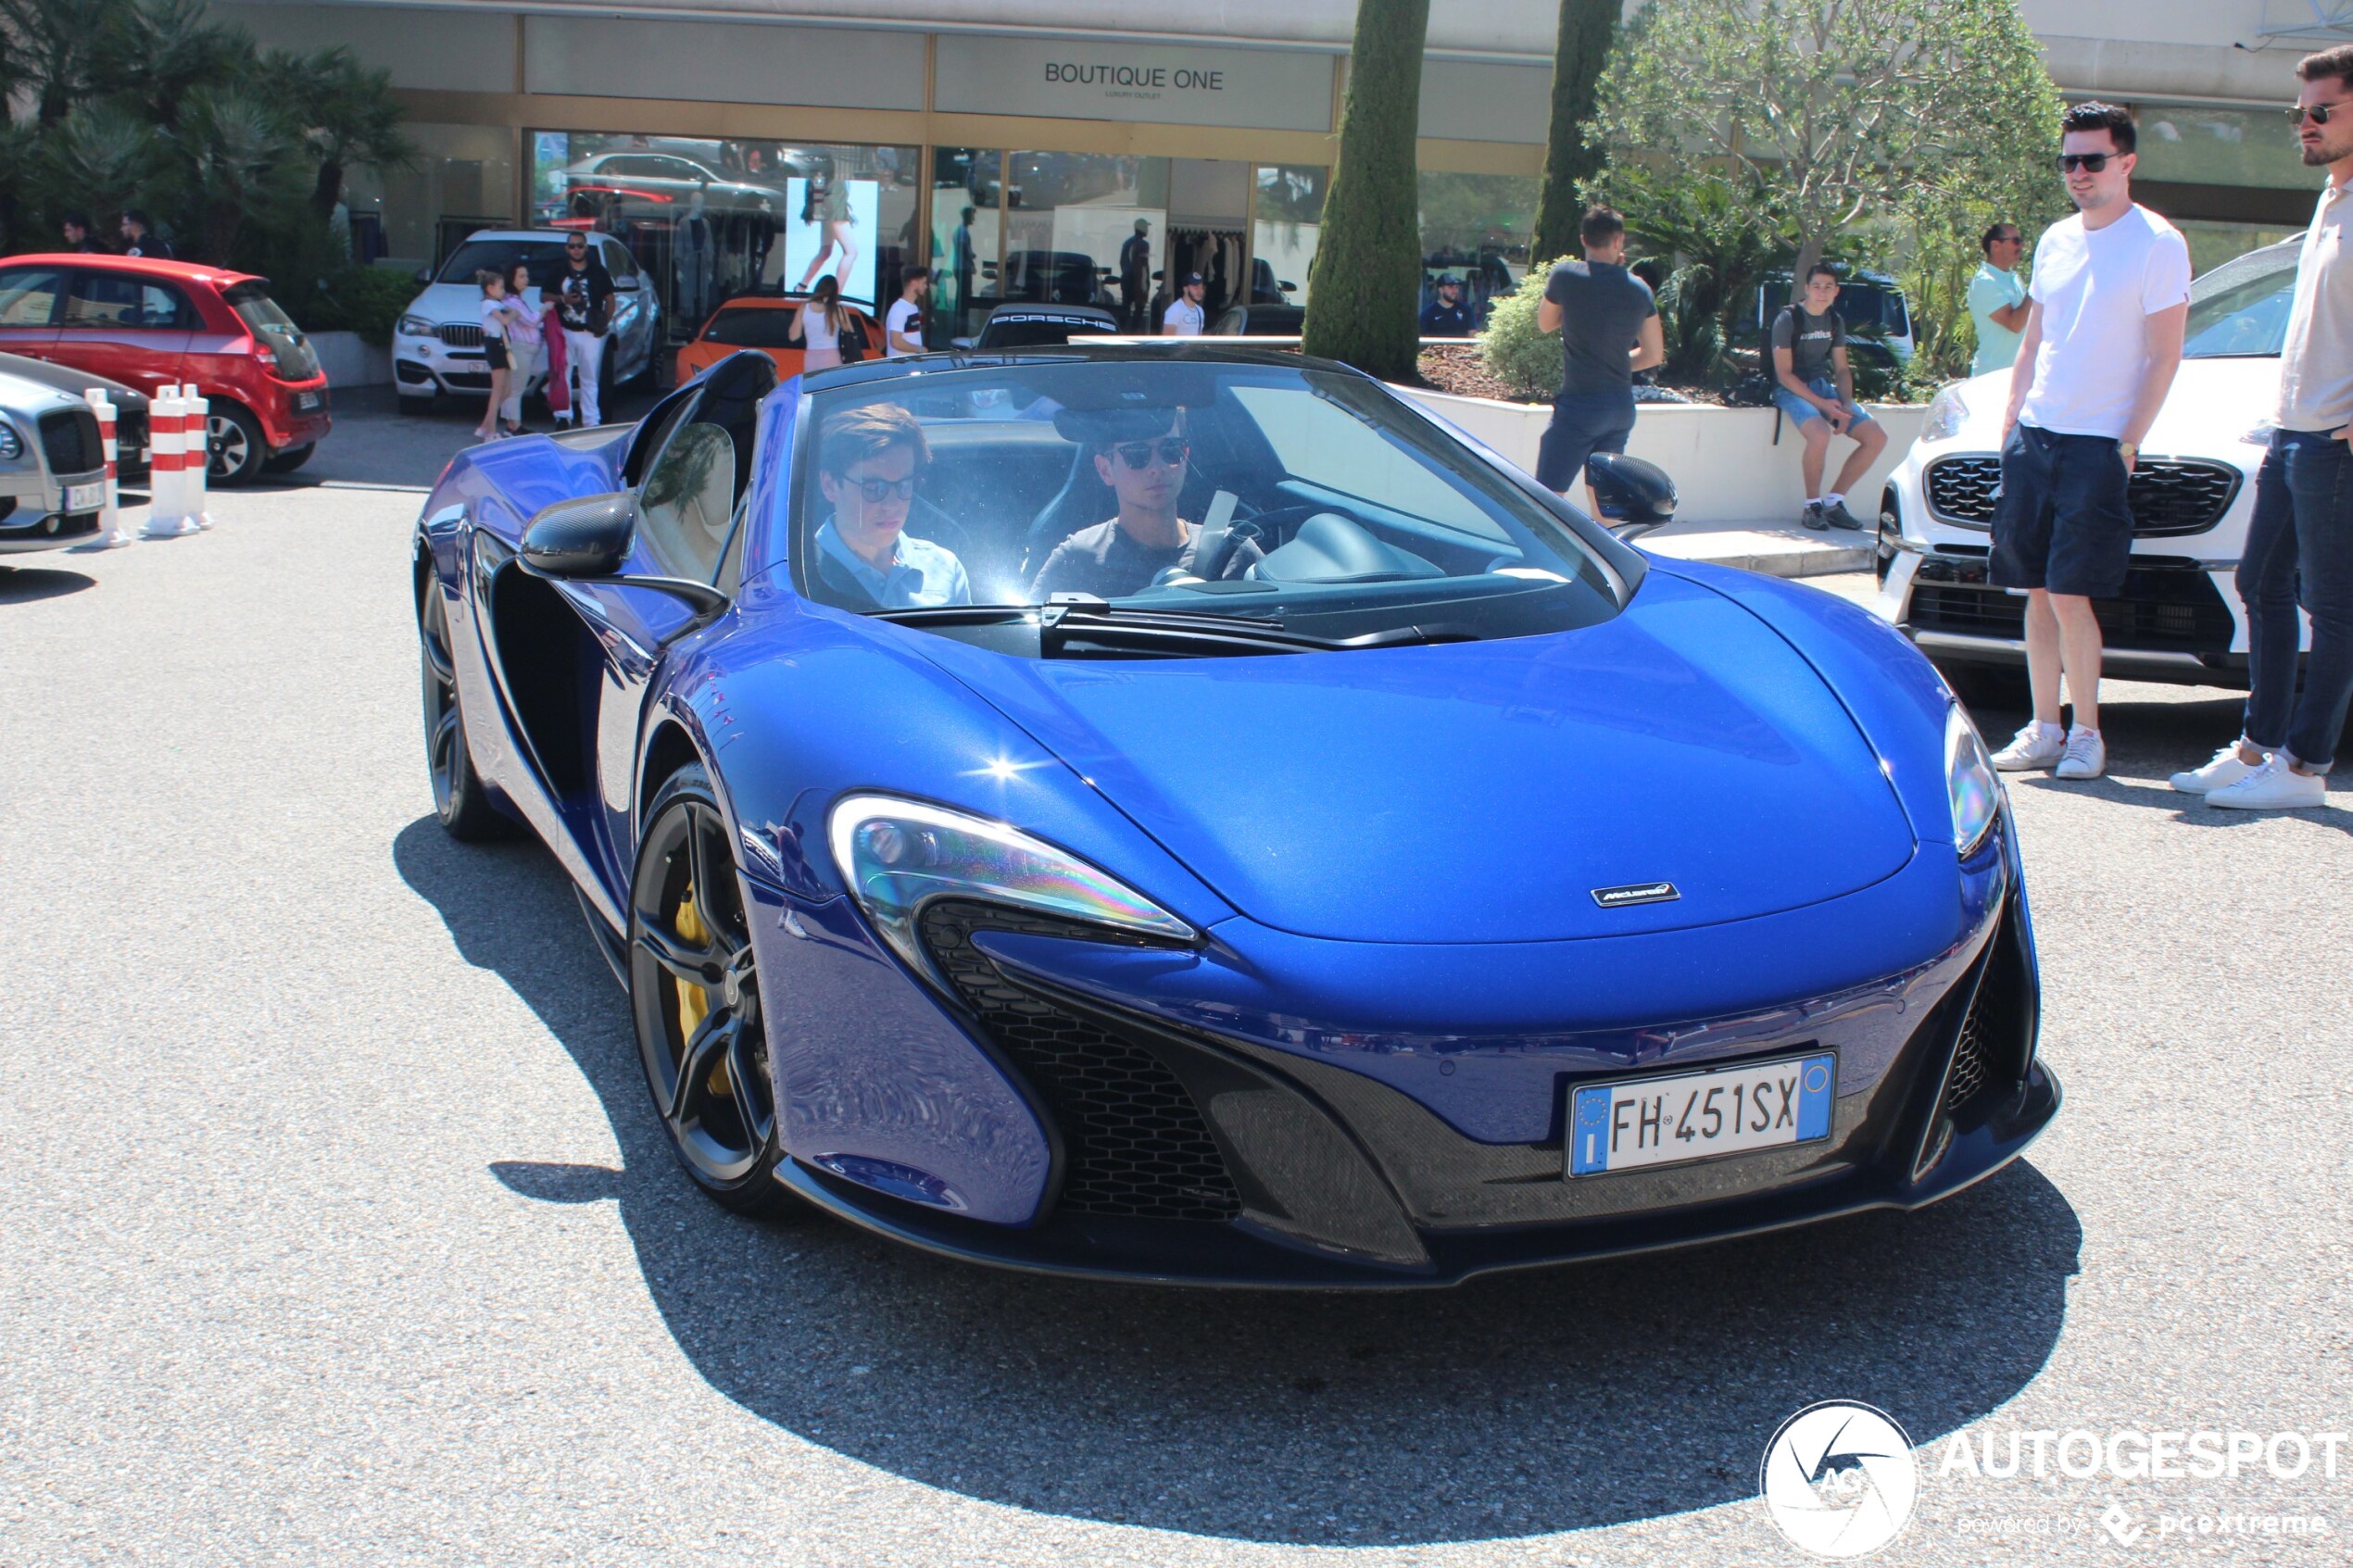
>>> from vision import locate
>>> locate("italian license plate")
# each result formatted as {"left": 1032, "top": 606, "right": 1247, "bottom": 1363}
{"left": 1567, "top": 1051, "right": 1836, "bottom": 1176}
{"left": 295, "top": 391, "right": 322, "bottom": 410}
{"left": 65, "top": 481, "right": 104, "bottom": 512}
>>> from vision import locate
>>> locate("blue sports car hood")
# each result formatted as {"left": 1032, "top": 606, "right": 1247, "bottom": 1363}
{"left": 912, "top": 571, "right": 1916, "bottom": 944}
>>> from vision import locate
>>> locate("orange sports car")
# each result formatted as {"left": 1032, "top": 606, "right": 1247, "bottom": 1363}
{"left": 673, "top": 293, "right": 886, "bottom": 383}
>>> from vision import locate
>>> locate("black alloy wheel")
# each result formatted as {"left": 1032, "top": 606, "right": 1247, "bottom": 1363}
{"left": 206, "top": 402, "right": 268, "bottom": 486}
{"left": 418, "top": 581, "right": 510, "bottom": 841}
{"left": 630, "top": 766, "right": 788, "bottom": 1215}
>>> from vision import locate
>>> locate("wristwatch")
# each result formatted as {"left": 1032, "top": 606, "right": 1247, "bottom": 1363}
{"left": 2119, "top": 441, "right": 2140, "bottom": 462}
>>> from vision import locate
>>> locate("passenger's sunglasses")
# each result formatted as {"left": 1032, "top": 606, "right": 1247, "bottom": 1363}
{"left": 2288, "top": 101, "right": 2346, "bottom": 125}
{"left": 849, "top": 475, "right": 917, "bottom": 504}
{"left": 2057, "top": 153, "right": 2115, "bottom": 174}
{"left": 1113, "top": 438, "right": 1189, "bottom": 470}
{"left": 565, "top": 241, "right": 586, "bottom": 252}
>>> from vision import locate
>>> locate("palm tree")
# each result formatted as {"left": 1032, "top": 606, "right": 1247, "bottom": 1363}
{"left": 170, "top": 84, "right": 304, "bottom": 261}
{"left": 258, "top": 45, "right": 415, "bottom": 219}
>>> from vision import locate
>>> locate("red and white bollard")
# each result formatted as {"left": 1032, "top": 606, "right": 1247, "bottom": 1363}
{"left": 77, "top": 388, "right": 135, "bottom": 549}
{"left": 144, "top": 384, "right": 199, "bottom": 537}
{"left": 183, "top": 385, "right": 213, "bottom": 530}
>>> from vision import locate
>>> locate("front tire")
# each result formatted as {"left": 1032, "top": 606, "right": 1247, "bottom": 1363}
{"left": 419, "top": 580, "right": 510, "bottom": 841}
{"left": 630, "top": 766, "right": 790, "bottom": 1215}
{"left": 206, "top": 403, "right": 268, "bottom": 486}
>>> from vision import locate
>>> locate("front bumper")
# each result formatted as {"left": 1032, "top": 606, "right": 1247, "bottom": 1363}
{"left": 0, "top": 465, "right": 106, "bottom": 554}
{"left": 759, "top": 825, "right": 2055, "bottom": 1287}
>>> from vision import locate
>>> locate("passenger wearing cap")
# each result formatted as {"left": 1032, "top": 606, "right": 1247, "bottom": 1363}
{"left": 1419, "top": 273, "right": 1477, "bottom": 337}
{"left": 1162, "top": 271, "right": 1207, "bottom": 336}
{"left": 1030, "top": 408, "right": 1264, "bottom": 598}
{"left": 811, "top": 405, "right": 971, "bottom": 610}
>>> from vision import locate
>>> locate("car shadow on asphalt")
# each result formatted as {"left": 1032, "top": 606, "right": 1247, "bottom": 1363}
{"left": 395, "top": 814, "right": 2083, "bottom": 1549}
{"left": 0, "top": 567, "right": 95, "bottom": 603}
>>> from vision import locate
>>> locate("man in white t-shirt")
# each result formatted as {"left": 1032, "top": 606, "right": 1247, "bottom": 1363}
{"left": 1988, "top": 101, "right": 2192, "bottom": 783}
{"left": 885, "top": 267, "right": 930, "bottom": 358}
{"left": 1162, "top": 271, "right": 1206, "bottom": 336}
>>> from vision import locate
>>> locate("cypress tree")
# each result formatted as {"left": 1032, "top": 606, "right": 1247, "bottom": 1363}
{"left": 1301, "top": 0, "right": 1429, "bottom": 383}
{"left": 1529, "top": 0, "right": 1619, "bottom": 269}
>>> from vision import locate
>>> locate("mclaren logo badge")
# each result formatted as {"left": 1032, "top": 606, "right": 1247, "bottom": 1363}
{"left": 1592, "top": 881, "right": 1680, "bottom": 909}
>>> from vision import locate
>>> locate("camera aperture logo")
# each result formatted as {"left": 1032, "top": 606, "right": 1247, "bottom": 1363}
{"left": 1761, "top": 1401, "right": 1920, "bottom": 1558}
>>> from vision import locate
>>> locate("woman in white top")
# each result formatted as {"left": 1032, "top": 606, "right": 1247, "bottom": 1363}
{"left": 797, "top": 274, "right": 847, "bottom": 373}
{"left": 497, "top": 261, "right": 544, "bottom": 436}
{"left": 472, "top": 270, "right": 510, "bottom": 441}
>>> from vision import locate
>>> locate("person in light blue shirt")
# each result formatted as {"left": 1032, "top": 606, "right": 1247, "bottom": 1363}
{"left": 1967, "top": 221, "right": 2031, "bottom": 376}
{"left": 812, "top": 405, "right": 971, "bottom": 610}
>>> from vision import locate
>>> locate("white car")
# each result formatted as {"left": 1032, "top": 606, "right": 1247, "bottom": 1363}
{"left": 1876, "top": 238, "right": 2297, "bottom": 696}
{"left": 390, "top": 230, "right": 661, "bottom": 414}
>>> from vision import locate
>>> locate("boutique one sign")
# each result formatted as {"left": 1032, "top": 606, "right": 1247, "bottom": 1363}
{"left": 935, "top": 34, "right": 1332, "bottom": 131}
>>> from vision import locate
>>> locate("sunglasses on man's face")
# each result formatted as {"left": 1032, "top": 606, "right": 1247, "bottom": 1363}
{"left": 2057, "top": 153, "right": 2116, "bottom": 174}
{"left": 849, "top": 475, "right": 917, "bottom": 504}
{"left": 1113, "top": 438, "right": 1189, "bottom": 470}
{"left": 2289, "top": 100, "right": 2347, "bottom": 125}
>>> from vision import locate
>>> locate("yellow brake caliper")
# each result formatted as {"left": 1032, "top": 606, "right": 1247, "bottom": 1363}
{"left": 673, "top": 882, "right": 727, "bottom": 1102}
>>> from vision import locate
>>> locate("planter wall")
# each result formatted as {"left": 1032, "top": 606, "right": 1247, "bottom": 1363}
{"left": 308, "top": 331, "right": 392, "bottom": 389}
{"left": 1401, "top": 387, "right": 1927, "bottom": 529}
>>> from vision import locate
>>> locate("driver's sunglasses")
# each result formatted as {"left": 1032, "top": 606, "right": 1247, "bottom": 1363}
{"left": 1114, "top": 438, "right": 1189, "bottom": 470}
{"left": 852, "top": 475, "right": 917, "bottom": 504}
{"left": 2057, "top": 152, "right": 2114, "bottom": 173}
{"left": 2289, "top": 101, "right": 2345, "bottom": 125}
{"left": 565, "top": 241, "right": 586, "bottom": 253}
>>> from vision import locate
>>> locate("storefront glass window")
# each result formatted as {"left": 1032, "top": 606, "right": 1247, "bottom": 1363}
{"left": 1417, "top": 171, "right": 1539, "bottom": 328}
{"left": 2136, "top": 105, "right": 2319, "bottom": 194}
{"left": 932, "top": 148, "right": 1001, "bottom": 343}
{"left": 527, "top": 131, "right": 919, "bottom": 339}
{"left": 1001, "top": 154, "right": 1170, "bottom": 332}
{"left": 346, "top": 122, "right": 518, "bottom": 271}
{"left": 2176, "top": 220, "right": 2305, "bottom": 280}
{"left": 1253, "top": 165, "right": 1326, "bottom": 312}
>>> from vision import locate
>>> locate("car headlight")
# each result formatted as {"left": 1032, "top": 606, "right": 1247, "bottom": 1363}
{"left": 0, "top": 421, "right": 20, "bottom": 462}
{"left": 827, "top": 794, "right": 1198, "bottom": 984}
{"left": 398, "top": 314, "right": 434, "bottom": 339}
{"left": 1920, "top": 384, "right": 1969, "bottom": 444}
{"left": 1945, "top": 705, "right": 2002, "bottom": 857}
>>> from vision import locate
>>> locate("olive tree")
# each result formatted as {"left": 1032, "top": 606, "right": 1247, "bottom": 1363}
{"left": 1596, "top": 0, "right": 2063, "bottom": 284}
{"left": 1302, "top": 0, "right": 1429, "bottom": 383}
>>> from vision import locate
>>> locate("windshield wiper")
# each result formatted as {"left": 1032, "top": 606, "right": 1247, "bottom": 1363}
{"left": 872, "top": 601, "right": 1480, "bottom": 657}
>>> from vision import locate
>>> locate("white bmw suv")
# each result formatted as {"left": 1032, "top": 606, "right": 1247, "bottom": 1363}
{"left": 1876, "top": 239, "right": 2298, "bottom": 696}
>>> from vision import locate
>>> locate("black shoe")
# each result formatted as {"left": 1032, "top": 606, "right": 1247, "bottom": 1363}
{"left": 1800, "top": 501, "right": 1829, "bottom": 531}
{"left": 1823, "top": 499, "right": 1868, "bottom": 531}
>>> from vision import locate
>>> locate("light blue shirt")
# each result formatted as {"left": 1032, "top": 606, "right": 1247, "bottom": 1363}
{"left": 1967, "top": 260, "right": 2029, "bottom": 377}
{"left": 814, "top": 520, "right": 971, "bottom": 608}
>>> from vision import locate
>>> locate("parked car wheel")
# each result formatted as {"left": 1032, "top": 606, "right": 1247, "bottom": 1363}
{"left": 206, "top": 403, "right": 268, "bottom": 487}
{"left": 263, "top": 443, "right": 315, "bottom": 474}
{"left": 419, "top": 583, "right": 511, "bottom": 843}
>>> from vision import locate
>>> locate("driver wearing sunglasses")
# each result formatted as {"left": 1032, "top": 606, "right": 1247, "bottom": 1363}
{"left": 1030, "top": 407, "right": 1264, "bottom": 599}
{"left": 812, "top": 405, "right": 971, "bottom": 609}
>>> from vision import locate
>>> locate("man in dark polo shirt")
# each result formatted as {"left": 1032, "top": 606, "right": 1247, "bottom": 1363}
{"left": 1030, "top": 408, "right": 1264, "bottom": 598}
{"left": 1419, "top": 273, "right": 1477, "bottom": 336}
{"left": 1534, "top": 207, "right": 1665, "bottom": 513}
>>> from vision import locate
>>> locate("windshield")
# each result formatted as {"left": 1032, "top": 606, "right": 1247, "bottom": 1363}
{"left": 2182, "top": 241, "right": 2301, "bottom": 359}
{"left": 436, "top": 240, "right": 569, "bottom": 287}
{"left": 792, "top": 359, "right": 1627, "bottom": 657}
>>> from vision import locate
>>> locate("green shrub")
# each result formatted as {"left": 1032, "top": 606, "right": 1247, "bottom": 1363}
{"left": 289, "top": 264, "right": 417, "bottom": 345}
{"left": 1477, "top": 268, "right": 1560, "bottom": 400}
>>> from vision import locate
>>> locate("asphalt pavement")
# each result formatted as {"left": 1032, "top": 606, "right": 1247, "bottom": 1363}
{"left": 2, "top": 398, "right": 2349, "bottom": 1567}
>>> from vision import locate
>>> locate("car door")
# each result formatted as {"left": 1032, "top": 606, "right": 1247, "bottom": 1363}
{"left": 603, "top": 238, "right": 650, "bottom": 371}
{"left": 0, "top": 265, "right": 67, "bottom": 359}
{"left": 568, "top": 353, "right": 774, "bottom": 886}
{"left": 56, "top": 270, "right": 197, "bottom": 395}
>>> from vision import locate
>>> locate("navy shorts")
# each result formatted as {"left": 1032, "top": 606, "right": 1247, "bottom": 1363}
{"left": 1536, "top": 392, "right": 1636, "bottom": 494}
{"left": 1990, "top": 423, "right": 2134, "bottom": 598}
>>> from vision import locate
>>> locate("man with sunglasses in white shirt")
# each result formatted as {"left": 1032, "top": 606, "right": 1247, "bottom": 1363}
{"left": 1988, "top": 101, "right": 2192, "bottom": 783}
{"left": 1030, "top": 408, "right": 1264, "bottom": 598}
{"left": 2174, "top": 45, "right": 2353, "bottom": 809}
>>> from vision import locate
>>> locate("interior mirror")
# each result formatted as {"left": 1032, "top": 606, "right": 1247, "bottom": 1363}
{"left": 1280, "top": 280, "right": 1298, "bottom": 294}
{"left": 1586, "top": 453, "right": 1678, "bottom": 541}
{"left": 522, "top": 492, "right": 635, "bottom": 577}
{"left": 950, "top": 336, "right": 975, "bottom": 350}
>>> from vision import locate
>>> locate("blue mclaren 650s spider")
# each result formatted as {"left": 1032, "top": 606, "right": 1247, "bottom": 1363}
{"left": 412, "top": 344, "right": 2057, "bottom": 1286}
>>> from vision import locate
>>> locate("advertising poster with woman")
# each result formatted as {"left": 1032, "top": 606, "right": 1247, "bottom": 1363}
{"left": 786, "top": 176, "right": 881, "bottom": 305}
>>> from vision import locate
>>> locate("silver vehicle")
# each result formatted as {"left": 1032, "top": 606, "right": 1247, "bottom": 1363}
{"left": 560, "top": 151, "right": 787, "bottom": 225}
{"left": 0, "top": 367, "right": 107, "bottom": 555}
{"left": 391, "top": 230, "right": 661, "bottom": 413}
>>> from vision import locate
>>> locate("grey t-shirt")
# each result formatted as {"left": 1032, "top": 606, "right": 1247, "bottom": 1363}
{"left": 1543, "top": 259, "right": 1658, "bottom": 400}
{"left": 1772, "top": 304, "right": 1846, "bottom": 384}
{"left": 1031, "top": 520, "right": 1265, "bottom": 599}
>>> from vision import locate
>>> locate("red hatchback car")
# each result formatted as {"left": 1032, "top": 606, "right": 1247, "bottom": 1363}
{"left": 0, "top": 255, "right": 331, "bottom": 485}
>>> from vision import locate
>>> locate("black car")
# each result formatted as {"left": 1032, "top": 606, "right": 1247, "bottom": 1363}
{"left": 1210, "top": 304, "right": 1306, "bottom": 336}
{"left": 0, "top": 351, "right": 148, "bottom": 479}
{"left": 962, "top": 304, "right": 1123, "bottom": 350}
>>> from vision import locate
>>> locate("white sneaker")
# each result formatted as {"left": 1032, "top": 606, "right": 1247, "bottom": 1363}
{"left": 1990, "top": 723, "right": 2066, "bottom": 772}
{"left": 2053, "top": 727, "right": 2106, "bottom": 780}
{"left": 2171, "top": 745, "right": 2259, "bottom": 794}
{"left": 2206, "top": 754, "right": 2328, "bottom": 809}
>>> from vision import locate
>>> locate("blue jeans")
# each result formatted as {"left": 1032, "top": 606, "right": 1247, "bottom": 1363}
{"left": 2237, "top": 429, "right": 2353, "bottom": 771}
{"left": 1770, "top": 376, "right": 1878, "bottom": 431}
